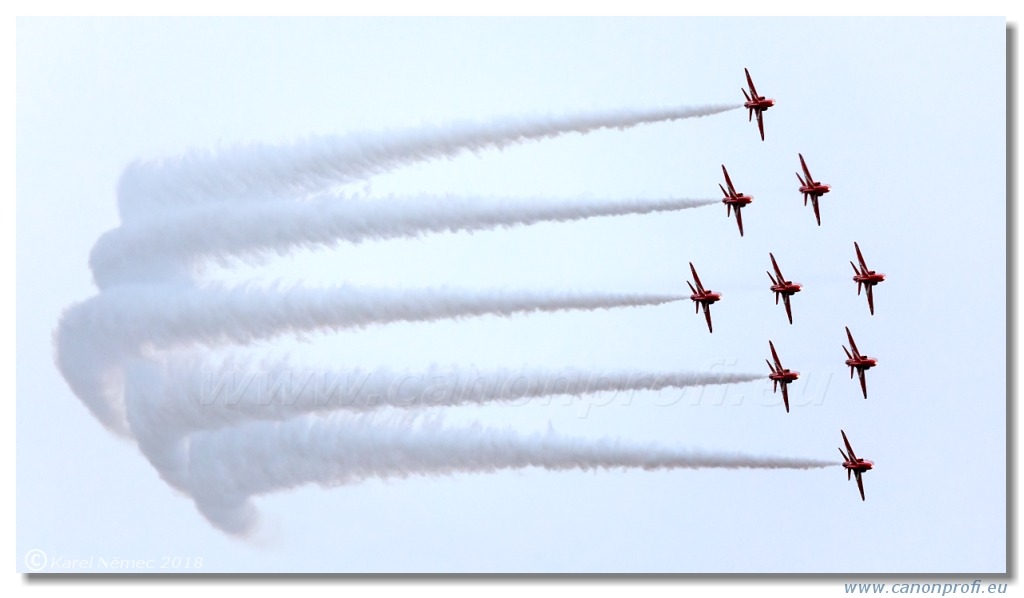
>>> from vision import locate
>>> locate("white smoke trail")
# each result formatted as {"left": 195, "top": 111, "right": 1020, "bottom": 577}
{"left": 90, "top": 195, "right": 718, "bottom": 288}
{"left": 184, "top": 412, "right": 836, "bottom": 535}
{"left": 126, "top": 357, "right": 765, "bottom": 433}
{"left": 115, "top": 104, "right": 741, "bottom": 219}
{"left": 57, "top": 283, "right": 684, "bottom": 351}
{"left": 55, "top": 283, "right": 683, "bottom": 434}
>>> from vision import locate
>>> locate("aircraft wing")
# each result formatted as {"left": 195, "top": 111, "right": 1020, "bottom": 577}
{"left": 858, "top": 369, "right": 868, "bottom": 399}
{"left": 783, "top": 295, "right": 793, "bottom": 325}
{"left": 841, "top": 430, "right": 858, "bottom": 461}
{"left": 769, "top": 341, "right": 783, "bottom": 370}
{"left": 811, "top": 197, "right": 821, "bottom": 226}
{"left": 689, "top": 262, "right": 705, "bottom": 293}
{"left": 769, "top": 253, "right": 785, "bottom": 281}
{"left": 845, "top": 326, "right": 861, "bottom": 357}
{"left": 756, "top": 111, "right": 765, "bottom": 141}
{"left": 855, "top": 242, "right": 868, "bottom": 270}
{"left": 744, "top": 67, "right": 759, "bottom": 97}
{"left": 780, "top": 382, "right": 790, "bottom": 413}
{"left": 866, "top": 285, "right": 875, "bottom": 315}
{"left": 855, "top": 471, "right": 866, "bottom": 501}
{"left": 702, "top": 303, "right": 713, "bottom": 333}
{"left": 735, "top": 205, "right": 744, "bottom": 236}
{"left": 799, "top": 153, "right": 813, "bottom": 181}
{"left": 721, "top": 165, "right": 737, "bottom": 195}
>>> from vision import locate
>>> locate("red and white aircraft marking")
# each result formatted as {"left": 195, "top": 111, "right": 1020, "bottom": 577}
{"left": 767, "top": 253, "right": 802, "bottom": 324}
{"left": 796, "top": 153, "right": 831, "bottom": 226}
{"left": 687, "top": 262, "right": 721, "bottom": 333}
{"left": 843, "top": 326, "right": 877, "bottom": 399}
{"left": 851, "top": 242, "right": 885, "bottom": 315}
{"left": 742, "top": 68, "right": 774, "bottom": 141}
{"left": 839, "top": 430, "right": 874, "bottom": 501}
{"left": 766, "top": 340, "right": 799, "bottom": 412}
{"left": 719, "top": 165, "right": 753, "bottom": 237}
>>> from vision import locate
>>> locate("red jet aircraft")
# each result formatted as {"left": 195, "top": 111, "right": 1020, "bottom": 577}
{"left": 796, "top": 153, "right": 831, "bottom": 226}
{"left": 766, "top": 340, "right": 799, "bottom": 412}
{"left": 719, "top": 165, "right": 753, "bottom": 237}
{"left": 851, "top": 242, "right": 885, "bottom": 315}
{"left": 839, "top": 429, "right": 874, "bottom": 501}
{"left": 767, "top": 253, "right": 802, "bottom": 324}
{"left": 843, "top": 326, "right": 877, "bottom": 399}
{"left": 742, "top": 68, "right": 774, "bottom": 141}
{"left": 687, "top": 262, "right": 721, "bottom": 333}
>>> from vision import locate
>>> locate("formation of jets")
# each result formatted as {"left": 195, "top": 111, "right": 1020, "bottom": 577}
{"left": 686, "top": 70, "right": 884, "bottom": 500}
{"left": 721, "top": 151, "right": 834, "bottom": 233}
